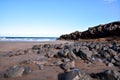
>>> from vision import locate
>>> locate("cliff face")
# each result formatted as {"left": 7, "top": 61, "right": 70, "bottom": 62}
{"left": 58, "top": 21, "right": 120, "bottom": 40}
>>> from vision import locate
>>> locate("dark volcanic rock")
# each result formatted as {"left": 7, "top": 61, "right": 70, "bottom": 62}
{"left": 113, "top": 54, "right": 120, "bottom": 62}
{"left": 58, "top": 21, "right": 120, "bottom": 40}
{"left": 46, "top": 50, "right": 58, "bottom": 58}
{"left": 61, "top": 60, "right": 75, "bottom": 71}
{"left": 54, "top": 44, "right": 63, "bottom": 49}
{"left": 32, "top": 45, "right": 41, "bottom": 50}
{"left": 23, "top": 66, "right": 32, "bottom": 75}
{"left": 63, "top": 68, "right": 91, "bottom": 80}
{"left": 114, "top": 61, "right": 120, "bottom": 66}
{"left": 57, "top": 49, "right": 77, "bottom": 60}
{"left": 4, "top": 65, "right": 25, "bottom": 78}
{"left": 91, "top": 69, "right": 120, "bottom": 80}
{"left": 4, "top": 65, "right": 32, "bottom": 78}
{"left": 77, "top": 46, "right": 93, "bottom": 62}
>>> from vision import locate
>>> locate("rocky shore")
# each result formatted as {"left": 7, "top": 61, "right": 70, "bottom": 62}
{"left": 0, "top": 21, "right": 120, "bottom": 80}
{"left": 0, "top": 41, "right": 120, "bottom": 80}
{"left": 58, "top": 21, "right": 120, "bottom": 41}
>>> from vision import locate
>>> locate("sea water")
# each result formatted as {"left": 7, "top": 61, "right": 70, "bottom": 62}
{"left": 0, "top": 37, "right": 57, "bottom": 41}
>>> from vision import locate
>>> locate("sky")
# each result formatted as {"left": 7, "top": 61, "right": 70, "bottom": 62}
{"left": 0, "top": 0, "right": 120, "bottom": 37}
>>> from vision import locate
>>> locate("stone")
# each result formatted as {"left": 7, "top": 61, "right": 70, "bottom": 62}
{"left": 53, "top": 59, "right": 63, "bottom": 66}
{"left": 58, "top": 49, "right": 69, "bottom": 57}
{"left": 23, "top": 66, "right": 32, "bottom": 75}
{"left": 91, "top": 49, "right": 98, "bottom": 55}
{"left": 4, "top": 65, "right": 25, "bottom": 78}
{"left": 106, "top": 62, "right": 114, "bottom": 67}
{"left": 62, "top": 58, "right": 71, "bottom": 62}
{"left": 99, "top": 50, "right": 111, "bottom": 62}
{"left": 36, "top": 49, "right": 46, "bottom": 54}
{"left": 54, "top": 44, "right": 63, "bottom": 49}
{"left": 7, "top": 51, "right": 15, "bottom": 57}
{"left": 32, "top": 57, "right": 49, "bottom": 65}
{"left": 114, "top": 61, "right": 120, "bottom": 66}
{"left": 91, "top": 69, "right": 120, "bottom": 80}
{"left": 32, "top": 45, "right": 41, "bottom": 50}
{"left": 15, "top": 49, "right": 25, "bottom": 56}
{"left": 108, "top": 49, "right": 117, "bottom": 56}
{"left": 8, "top": 49, "right": 26, "bottom": 56}
{"left": 38, "top": 65, "right": 44, "bottom": 70}
{"left": 24, "top": 48, "right": 33, "bottom": 54}
{"left": 113, "top": 54, "right": 120, "bottom": 62}
{"left": 61, "top": 60, "right": 75, "bottom": 71}
{"left": 67, "top": 50, "right": 77, "bottom": 60}
{"left": 64, "top": 68, "right": 91, "bottom": 80}
{"left": 77, "top": 46, "right": 93, "bottom": 62}
{"left": 43, "top": 44, "right": 53, "bottom": 49}
{"left": 46, "top": 50, "right": 57, "bottom": 58}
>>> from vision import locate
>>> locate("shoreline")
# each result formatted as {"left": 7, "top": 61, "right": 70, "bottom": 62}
{"left": 0, "top": 40, "right": 119, "bottom": 80}
{"left": 0, "top": 40, "right": 73, "bottom": 52}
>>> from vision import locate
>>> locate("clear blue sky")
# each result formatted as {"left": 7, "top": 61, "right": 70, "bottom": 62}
{"left": 0, "top": 0, "right": 120, "bottom": 37}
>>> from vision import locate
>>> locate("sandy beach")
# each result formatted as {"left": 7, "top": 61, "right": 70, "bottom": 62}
{"left": 0, "top": 41, "right": 73, "bottom": 80}
{"left": 1, "top": 0, "right": 120, "bottom": 79}
{"left": 0, "top": 41, "right": 72, "bottom": 52}
{"left": 0, "top": 40, "right": 119, "bottom": 80}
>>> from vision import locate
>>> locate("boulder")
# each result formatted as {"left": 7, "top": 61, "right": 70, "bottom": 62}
{"left": 61, "top": 60, "right": 75, "bottom": 71}
{"left": 23, "top": 66, "right": 32, "bottom": 75}
{"left": 113, "top": 54, "right": 120, "bottom": 62}
{"left": 32, "top": 57, "right": 49, "bottom": 65}
{"left": 114, "top": 61, "right": 120, "bottom": 66}
{"left": 99, "top": 50, "right": 112, "bottom": 62}
{"left": 54, "top": 44, "right": 63, "bottom": 49}
{"left": 58, "top": 49, "right": 70, "bottom": 57}
{"left": 4, "top": 65, "right": 25, "bottom": 78}
{"left": 24, "top": 48, "right": 33, "bottom": 54}
{"left": 67, "top": 50, "right": 77, "bottom": 60}
{"left": 53, "top": 59, "right": 63, "bottom": 66}
{"left": 38, "top": 65, "right": 44, "bottom": 70}
{"left": 64, "top": 68, "right": 91, "bottom": 80}
{"left": 77, "top": 46, "right": 93, "bottom": 62}
{"left": 8, "top": 49, "right": 25, "bottom": 56}
{"left": 16, "top": 49, "right": 25, "bottom": 55}
{"left": 32, "top": 45, "right": 41, "bottom": 50}
{"left": 91, "top": 69, "right": 120, "bottom": 80}
{"left": 57, "top": 49, "right": 77, "bottom": 60}
{"left": 108, "top": 49, "right": 117, "bottom": 56}
{"left": 43, "top": 44, "right": 54, "bottom": 49}
{"left": 46, "top": 50, "right": 57, "bottom": 58}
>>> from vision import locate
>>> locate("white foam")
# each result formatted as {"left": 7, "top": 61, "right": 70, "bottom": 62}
{"left": 0, "top": 37, "right": 57, "bottom": 42}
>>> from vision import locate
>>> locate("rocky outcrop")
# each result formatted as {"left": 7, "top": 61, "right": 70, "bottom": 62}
{"left": 2, "top": 41, "right": 120, "bottom": 79}
{"left": 58, "top": 21, "right": 120, "bottom": 40}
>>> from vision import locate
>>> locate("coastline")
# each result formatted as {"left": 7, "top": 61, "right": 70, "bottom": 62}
{"left": 0, "top": 40, "right": 74, "bottom": 80}
{"left": 0, "top": 40, "right": 72, "bottom": 52}
{"left": 0, "top": 40, "right": 119, "bottom": 80}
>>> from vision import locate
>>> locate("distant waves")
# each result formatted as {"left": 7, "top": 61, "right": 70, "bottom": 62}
{"left": 0, "top": 37, "right": 57, "bottom": 41}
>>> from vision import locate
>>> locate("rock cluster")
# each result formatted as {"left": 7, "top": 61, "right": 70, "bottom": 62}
{"left": 91, "top": 69, "right": 120, "bottom": 80}
{"left": 1, "top": 41, "right": 120, "bottom": 80}
{"left": 63, "top": 68, "right": 91, "bottom": 80}
{"left": 58, "top": 21, "right": 120, "bottom": 40}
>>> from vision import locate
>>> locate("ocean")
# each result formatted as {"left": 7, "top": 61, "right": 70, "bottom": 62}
{"left": 0, "top": 37, "right": 57, "bottom": 42}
